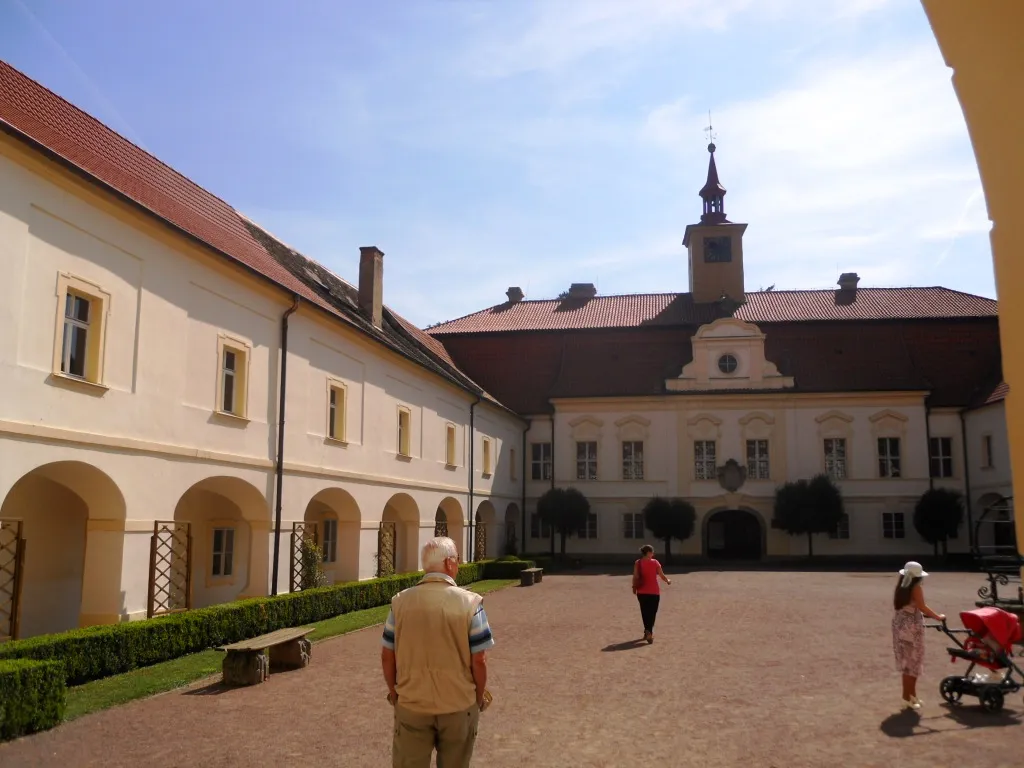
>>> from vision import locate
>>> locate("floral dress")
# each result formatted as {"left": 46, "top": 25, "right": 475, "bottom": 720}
{"left": 892, "top": 604, "right": 925, "bottom": 677}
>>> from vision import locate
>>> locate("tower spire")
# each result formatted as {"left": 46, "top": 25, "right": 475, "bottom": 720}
{"left": 699, "top": 115, "right": 728, "bottom": 224}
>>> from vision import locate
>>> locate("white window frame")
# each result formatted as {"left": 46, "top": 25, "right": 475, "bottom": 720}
{"left": 929, "top": 436, "right": 953, "bottom": 478}
{"left": 746, "top": 439, "right": 770, "bottom": 480}
{"left": 829, "top": 513, "right": 850, "bottom": 540}
{"left": 882, "top": 511, "right": 905, "bottom": 539}
{"left": 622, "top": 441, "right": 644, "bottom": 480}
{"left": 216, "top": 334, "right": 251, "bottom": 419}
{"left": 482, "top": 438, "right": 493, "bottom": 476}
{"left": 397, "top": 407, "right": 412, "bottom": 457}
{"left": 211, "top": 526, "right": 235, "bottom": 577}
{"left": 51, "top": 273, "right": 111, "bottom": 388}
{"left": 530, "top": 512, "right": 552, "bottom": 539}
{"left": 694, "top": 440, "right": 716, "bottom": 480}
{"left": 576, "top": 511, "right": 598, "bottom": 539}
{"left": 327, "top": 381, "right": 347, "bottom": 442}
{"left": 982, "top": 434, "right": 994, "bottom": 469}
{"left": 445, "top": 424, "right": 457, "bottom": 467}
{"left": 322, "top": 518, "right": 338, "bottom": 564}
{"left": 877, "top": 437, "right": 901, "bottom": 478}
{"left": 623, "top": 512, "right": 644, "bottom": 539}
{"left": 531, "top": 442, "right": 552, "bottom": 481}
{"left": 576, "top": 441, "right": 598, "bottom": 481}
{"left": 824, "top": 438, "right": 847, "bottom": 480}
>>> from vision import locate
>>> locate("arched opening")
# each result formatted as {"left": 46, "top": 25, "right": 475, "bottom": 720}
{"left": 504, "top": 503, "right": 520, "bottom": 556}
{"left": 474, "top": 500, "right": 497, "bottom": 561}
{"left": 173, "top": 476, "right": 268, "bottom": 609}
{"left": 303, "top": 488, "right": 361, "bottom": 584}
{"left": 381, "top": 493, "right": 420, "bottom": 574}
{"left": 0, "top": 461, "right": 126, "bottom": 638}
{"left": 436, "top": 497, "right": 465, "bottom": 561}
{"left": 705, "top": 508, "right": 763, "bottom": 560}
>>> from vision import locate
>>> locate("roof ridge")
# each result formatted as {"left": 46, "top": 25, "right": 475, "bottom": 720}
{"left": 0, "top": 60, "right": 241, "bottom": 225}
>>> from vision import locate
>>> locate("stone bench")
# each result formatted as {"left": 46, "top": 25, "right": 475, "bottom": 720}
{"left": 218, "top": 626, "right": 314, "bottom": 686}
{"left": 520, "top": 567, "right": 543, "bottom": 587}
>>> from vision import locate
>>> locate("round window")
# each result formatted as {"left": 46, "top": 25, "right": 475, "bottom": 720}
{"left": 718, "top": 354, "right": 738, "bottom": 374}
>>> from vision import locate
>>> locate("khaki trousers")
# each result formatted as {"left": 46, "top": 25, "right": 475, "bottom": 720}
{"left": 393, "top": 703, "right": 480, "bottom": 768}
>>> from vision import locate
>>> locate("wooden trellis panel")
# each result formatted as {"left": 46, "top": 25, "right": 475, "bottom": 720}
{"left": 474, "top": 521, "right": 487, "bottom": 562}
{"left": 505, "top": 521, "right": 517, "bottom": 555}
{"left": 434, "top": 512, "right": 448, "bottom": 538}
{"left": 147, "top": 521, "right": 192, "bottom": 619}
{"left": 0, "top": 520, "right": 26, "bottom": 642}
{"left": 377, "top": 522, "right": 396, "bottom": 577}
{"left": 290, "top": 521, "right": 318, "bottom": 593}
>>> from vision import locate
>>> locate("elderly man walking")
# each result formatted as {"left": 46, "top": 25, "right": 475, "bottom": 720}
{"left": 381, "top": 536, "right": 494, "bottom": 767}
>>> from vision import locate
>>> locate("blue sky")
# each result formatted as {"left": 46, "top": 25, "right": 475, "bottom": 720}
{"left": 1, "top": 0, "right": 993, "bottom": 327}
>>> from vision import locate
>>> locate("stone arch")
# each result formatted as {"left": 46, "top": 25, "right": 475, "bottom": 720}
{"left": 382, "top": 493, "right": 420, "bottom": 573}
{"left": 436, "top": 497, "right": 465, "bottom": 561}
{"left": 173, "top": 476, "right": 269, "bottom": 609}
{"left": 504, "top": 502, "right": 521, "bottom": 556}
{"left": 304, "top": 487, "right": 361, "bottom": 584}
{"left": 0, "top": 461, "right": 126, "bottom": 638}
{"left": 474, "top": 500, "right": 498, "bottom": 560}
{"left": 702, "top": 506, "right": 766, "bottom": 560}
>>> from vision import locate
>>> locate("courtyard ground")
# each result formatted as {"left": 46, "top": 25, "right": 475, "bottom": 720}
{"left": 2, "top": 569, "right": 1022, "bottom": 767}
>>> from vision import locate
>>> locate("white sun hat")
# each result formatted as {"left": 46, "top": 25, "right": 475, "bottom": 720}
{"left": 899, "top": 561, "right": 929, "bottom": 587}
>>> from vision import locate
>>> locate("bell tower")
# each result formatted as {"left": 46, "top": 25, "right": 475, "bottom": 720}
{"left": 682, "top": 141, "right": 748, "bottom": 303}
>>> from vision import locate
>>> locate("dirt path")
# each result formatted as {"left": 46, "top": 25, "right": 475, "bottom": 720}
{"left": 3, "top": 570, "right": 1021, "bottom": 767}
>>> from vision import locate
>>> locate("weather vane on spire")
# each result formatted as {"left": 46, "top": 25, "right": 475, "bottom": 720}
{"left": 704, "top": 110, "right": 717, "bottom": 152}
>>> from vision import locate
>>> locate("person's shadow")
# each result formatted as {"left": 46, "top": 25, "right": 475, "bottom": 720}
{"left": 601, "top": 639, "right": 648, "bottom": 652}
{"left": 880, "top": 705, "right": 1023, "bottom": 738}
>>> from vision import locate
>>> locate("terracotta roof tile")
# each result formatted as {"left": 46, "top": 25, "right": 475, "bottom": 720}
{"left": 0, "top": 60, "right": 497, "bottom": 406}
{"left": 428, "top": 288, "right": 997, "bottom": 335}
{"left": 985, "top": 381, "right": 1009, "bottom": 405}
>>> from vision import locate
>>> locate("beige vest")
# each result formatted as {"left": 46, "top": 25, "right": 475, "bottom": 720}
{"left": 392, "top": 576, "right": 483, "bottom": 715}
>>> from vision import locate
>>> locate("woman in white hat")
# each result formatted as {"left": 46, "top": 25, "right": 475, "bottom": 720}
{"left": 892, "top": 561, "right": 945, "bottom": 709}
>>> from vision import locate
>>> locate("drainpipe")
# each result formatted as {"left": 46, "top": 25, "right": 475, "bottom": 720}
{"left": 468, "top": 396, "right": 481, "bottom": 560}
{"left": 960, "top": 408, "right": 975, "bottom": 551}
{"left": 271, "top": 295, "right": 300, "bottom": 596}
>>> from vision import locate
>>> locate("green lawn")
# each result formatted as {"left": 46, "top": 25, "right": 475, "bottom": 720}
{"left": 64, "top": 578, "right": 515, "bottom": 722}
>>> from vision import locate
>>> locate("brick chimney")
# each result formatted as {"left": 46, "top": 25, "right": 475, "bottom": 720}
{"left": 359, "top": 246, "right": 384, "bottom": 328}
{"left": 837, "top": 272, "right": 860, "bottom": 292}
{"left": 568, "top": 283, "right": 597, "bottom": 299}
{"left": 506, "top": 286, "right": 524, "bottom": 303}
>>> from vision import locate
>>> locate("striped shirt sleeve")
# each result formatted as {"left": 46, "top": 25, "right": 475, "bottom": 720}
{"left": 381, "top": 607, "right": 396, "bottom": 651}
{"left": 468, "top": 604, "right": 495, "bottom": 654}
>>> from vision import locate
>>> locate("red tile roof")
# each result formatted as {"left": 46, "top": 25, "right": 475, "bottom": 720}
{"left": 0, "top": 60, "right": 501, "bottom": 406}
{"left": 427, "top": 288, "right": 997, "bottom": 334}
{"left": 985, "top": 381, "right": 1009, "bottom": 404}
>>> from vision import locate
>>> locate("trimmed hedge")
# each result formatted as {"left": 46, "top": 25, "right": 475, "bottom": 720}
{"left": 0, "top": 563, "right": 486, "bottom": 686}
{"left": 0, "top": 659, "right": 66, "bottom": 740}
{"left": 481, "top": 559, "right": 537, "bottom": 579}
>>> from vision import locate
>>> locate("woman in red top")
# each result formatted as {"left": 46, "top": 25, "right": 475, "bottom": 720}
{"left": 632, "top": 544, "right": 671, "bottom": 643}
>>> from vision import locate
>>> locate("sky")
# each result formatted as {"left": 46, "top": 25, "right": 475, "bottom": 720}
{"left": 0, "top": 0, "right": 995, "bottom": 328}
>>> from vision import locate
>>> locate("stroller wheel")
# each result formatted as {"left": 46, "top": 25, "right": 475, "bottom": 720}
{"left": 939, "top": 676, "right": 963, "bottom": 704}
{"left": 979, "top": 687, "right": 1004, "bottom": 713}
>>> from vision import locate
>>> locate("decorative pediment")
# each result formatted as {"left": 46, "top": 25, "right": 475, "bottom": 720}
{"left": 666, "top": 317, "right": 795, "bottom": 392}
{"left": 739, "top": 411, "right": 775, "bottom": 426}
{"left": 569, "top": 414, "right": 603, "bottom": 440}
{"left": 868, "top": 409, "right": 908, "bottom": 423}
{"left": 615, "top": 414, "right": 650, "bottom": 441}
{"left": 686, "top": 413, "right": 722, "bottom": 427}
{"left": 815, "top": 410, "right": 854, "bottom": 424}
{"left": 869, "top": 408, "right": 908, "bottom": 435}
{"left": 568, "top": 415, "right": 604, "bottom": 428}
{"left": 615, "top": 414, "right": 651, "bottom": 428}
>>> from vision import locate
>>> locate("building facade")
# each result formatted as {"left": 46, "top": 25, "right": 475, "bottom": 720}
{"left": 429, "top": 144, "right": 1011, "bottom": 562}
{"left": 0, "top": 62, "right": 525, "bottom": 640}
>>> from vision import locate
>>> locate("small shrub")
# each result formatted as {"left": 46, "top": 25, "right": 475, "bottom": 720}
{"left": 0, "top": 659, "right": 66, "bottom": 740}
{"left": 0, "top": 562, "right": 487, "bottom": 686}
{"left": 299, "top": 538, "right": 328, "bottom": 590}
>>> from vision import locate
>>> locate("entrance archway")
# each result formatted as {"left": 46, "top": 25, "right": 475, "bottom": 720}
{"left": 0, "top": 461, "right": 126, "bottom": 638}
{"left": 436, "top": 497, "right": 464, "bottom": 561}
{"left": 381, "top": 493, "right": 420, "bottom": 574}
{"left": 303, "top": 488, "right": 361, "bottom": 584}
{"left": 705, "top": 509, "right": 763, "bottom": 560}
{"left": 173, "top": 476, "right": 268, "bottom": 609}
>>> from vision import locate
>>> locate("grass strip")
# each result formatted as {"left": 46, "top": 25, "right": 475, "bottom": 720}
{"left": 64, "top": 578, "right": 515, "bottom": 721}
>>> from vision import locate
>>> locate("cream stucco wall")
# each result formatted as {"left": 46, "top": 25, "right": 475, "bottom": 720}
{"left": 0, "top": 132, "right": 524, "bottom": 638}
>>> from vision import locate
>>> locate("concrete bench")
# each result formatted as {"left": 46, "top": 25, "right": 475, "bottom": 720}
{"left": 218, "top": 626, "right": 314, "bottom": 686}
{"left": 520, "top": 567, "right": 543, "bottom": 587}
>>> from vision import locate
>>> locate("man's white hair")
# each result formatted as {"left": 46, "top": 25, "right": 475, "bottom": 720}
{"left": 422, "top": 536, "right": 460, "bottom": 571}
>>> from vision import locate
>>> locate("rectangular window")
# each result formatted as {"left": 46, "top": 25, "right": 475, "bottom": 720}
{"left": 983, "top": 435, "right": 994, "bottom": 468}
{"left": 877, "top": 437, "right": 901, "bottom": 478}
{"left": 694, "top": 440, "right": 716, "bottom": 480}
{"left": 211, "top": 527, "right": 235, "bottom": 577}
{"left": 322, "top": 519, "right": 338, "bottom": 563}
{"left": 929, "top": 436, "right": 953, "bottom": 478}
{"left": 623, "top": 512, "right": 644, "bottom": 539}
{"left": 829, "top": 513, "right": 850, "bottom": 540}
{"left": 882, "top": 511, "right": 905, "bottom": 539}
{"left": 531, "top": 442, "right": 552, "bottom": 481}
{"left": 576, "top": 511, "right": 598, "bottom": 539}
{"left": 510, "top": 448, "right": 517, "bottom": 481}
{"left": 824, "top": 438, "right": 847, "bottom": 480}
{"left": 398, "top": 408, "right": 411, "bottom": 456}
{"left": 746, "top": 439, "right": 770, "bottom": 480}
{"left": 530, "top": 512, "right": 552, "bottom": 539}
{"left": 483, "top": 438, "right": 493, "bottom": 475}
{"left": 219, "top": 345, "right": 249, "bottom": 417}
{"left": 61, "top": 293, "right": 91, "bottom": 379}
{"left": 622, "top": 441, "right": 644, "bottom": 480}
{"left": 576, "top": 441, "right": 597, "bottom": 480}
{"left": 328, "top": 385, "right": 346, "bottom": 441}
{"left": 445, "top": 424, "right": 456, "bottom": 466}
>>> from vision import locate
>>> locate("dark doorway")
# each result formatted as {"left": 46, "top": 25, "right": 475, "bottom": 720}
{"left": 706, "top": 509, "right": 762, "bottom": 560}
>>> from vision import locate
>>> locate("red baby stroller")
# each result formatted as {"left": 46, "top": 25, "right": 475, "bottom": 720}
{"left": 927, "top": 607, "right": 1023, "bottom": 712}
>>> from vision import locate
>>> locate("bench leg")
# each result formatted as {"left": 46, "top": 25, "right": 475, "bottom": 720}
{"left": 535, "top": 571, "right": 543, "bottom": 583}
{"left": 520, "top": 572, "right": 535, "bottom": 587}
{"left": 270, "top": 638, "right": 313, "bottom": 671}
{"left": 223, "top": 650, "right": 269, "bottom": 686}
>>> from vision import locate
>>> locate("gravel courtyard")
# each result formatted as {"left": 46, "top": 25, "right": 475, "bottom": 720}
{"left": 2, "top": 569, "right": 1022, "bottom": 767}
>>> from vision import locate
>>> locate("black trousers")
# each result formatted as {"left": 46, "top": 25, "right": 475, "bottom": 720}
{"left": 637, "top": 594, "right": 660, "bottom": 633}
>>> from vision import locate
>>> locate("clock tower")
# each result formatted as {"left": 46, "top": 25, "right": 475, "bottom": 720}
{"left": 682, "top": 142, "right": 748, "bottom": 303}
